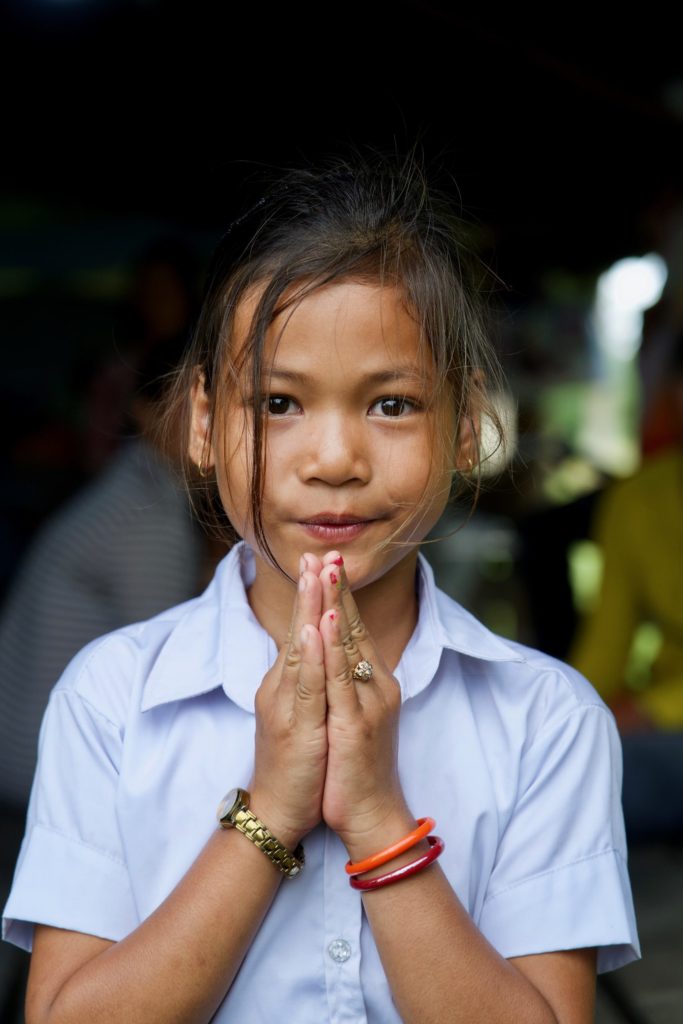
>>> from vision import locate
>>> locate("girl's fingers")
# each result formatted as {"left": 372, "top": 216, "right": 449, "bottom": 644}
{"left": 285, "top": 567, "right": 323, "bottom": 658}
{"left": 282, "top": 553, "right": 321, "bottom": 646}
{"left": 262, "top": 565, "right": 325, "bottom": 708}
{"left": 321, "top": 550, "right": 344, "bottom": 570}
{"left": 320, "top": 557, "right": 400, "bottom": 699}
{"left": 320, "top": 606, "right": 360, "bottom": 714}
{"left": 321, "top": 560, "right": 372, "bottom": 671}
{"left": 294, "top": 622, "right": 326, "bottom": 719}
{"left": 320, "top": 560, "right": 385, "bottom": 701}
{"left": 301, "top": 550, "right": 325, "bottom": 576}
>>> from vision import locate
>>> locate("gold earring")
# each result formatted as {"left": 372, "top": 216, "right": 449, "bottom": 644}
{"left": 198, "top": 455, "right": 209, "bottom": 478}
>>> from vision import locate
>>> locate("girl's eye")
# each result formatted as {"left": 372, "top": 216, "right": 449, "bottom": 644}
{"left": 368, "top": 396, "right": 417, "bottom": 417}
{"left": 265, "top": 395, "right": 301, "bottom": 416}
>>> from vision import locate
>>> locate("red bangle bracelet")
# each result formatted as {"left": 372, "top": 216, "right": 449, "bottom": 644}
{"left": 349, "top": 835, "right": 445, "bottom": 891}
{"left": 345, "top": 816, "right": 436, "bottom": 876}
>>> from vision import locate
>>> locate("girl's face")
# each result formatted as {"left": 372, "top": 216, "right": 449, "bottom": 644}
{"left": 193, "top": 280, "right": 468, "bottom": 592}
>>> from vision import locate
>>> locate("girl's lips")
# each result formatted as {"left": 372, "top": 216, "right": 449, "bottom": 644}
{"left": 299, "top": 521, "right": 375, "bottom": 541}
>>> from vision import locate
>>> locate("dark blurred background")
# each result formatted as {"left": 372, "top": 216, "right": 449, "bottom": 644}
{"left": 1, "top": 2, "right": 681, "bottom": 615}
{"left": 1, "top": 4, "right": 682, "bottom": 1022}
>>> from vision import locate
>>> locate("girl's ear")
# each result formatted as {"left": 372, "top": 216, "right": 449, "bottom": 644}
{"left": 454, "top": 371, "right": 484, "bottom": 473}
{"left": 188, "top": 369, "right": 215, "bottom": 473}
{"left": 454, "top": 411, "right": 481, "bottom": 473}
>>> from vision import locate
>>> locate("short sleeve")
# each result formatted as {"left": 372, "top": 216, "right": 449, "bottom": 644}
{"left": 2, "top": 682, "right": 138, "bottom": 951}
{"left": 478, "top": 703, "right": 640, "bottom": 972}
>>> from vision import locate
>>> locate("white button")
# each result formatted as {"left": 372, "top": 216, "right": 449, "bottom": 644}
{"left": 327, "top": 939, "right": 352, "bottom": 963}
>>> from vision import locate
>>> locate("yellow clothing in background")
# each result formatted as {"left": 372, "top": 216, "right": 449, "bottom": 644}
{"left": 570, "top": 448, "right": 683, "bottom": 728}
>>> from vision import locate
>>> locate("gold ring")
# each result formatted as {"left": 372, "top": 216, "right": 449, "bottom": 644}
{"left": 352, "top": 659, "right": 373, "bottom": 682}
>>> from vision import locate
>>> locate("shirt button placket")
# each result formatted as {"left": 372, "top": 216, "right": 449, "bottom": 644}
{"left": 323, "top": 828, "right": 367, "bottom": 1023}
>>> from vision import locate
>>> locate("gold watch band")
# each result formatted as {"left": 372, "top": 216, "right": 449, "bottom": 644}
{"left": 232, "top": 808, "right": 305, "bottom": 877}
{"left": 222, "top": 801, "right": 305, "bottom": 878}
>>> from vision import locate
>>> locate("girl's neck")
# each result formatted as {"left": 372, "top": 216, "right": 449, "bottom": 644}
{"left": 246, "top": 551, "right": 420, "bottom": 673}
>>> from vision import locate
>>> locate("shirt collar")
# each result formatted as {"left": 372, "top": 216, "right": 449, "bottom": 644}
{"left": 394, "top": 551, "right": 524, "bottom": 701}
{"left": 141, "top": 543, "right": 275, "bottom": 713}
{"left": 141, "top": 541, "right": 523, "bottom": 713}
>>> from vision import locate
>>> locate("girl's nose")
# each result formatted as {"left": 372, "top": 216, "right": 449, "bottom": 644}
{"left": 297, "top": 413, "right": 371, "bottom": 486}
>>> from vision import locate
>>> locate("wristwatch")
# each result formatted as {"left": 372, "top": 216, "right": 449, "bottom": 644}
{"left": 216, "top": 787, "right": 305, "bottom": 878}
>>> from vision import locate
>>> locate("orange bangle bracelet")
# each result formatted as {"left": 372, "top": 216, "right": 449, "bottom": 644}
{"left": 345, "top": 817, "right": 436, "bottom": 876}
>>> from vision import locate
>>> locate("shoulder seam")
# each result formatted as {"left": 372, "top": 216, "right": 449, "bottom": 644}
{"left": 52, "top": 638, "right": 127, "bottom": 731}
{"left": 525, "top": 700, "right": 613, "bottom": 755}
{"left": 51, "top": 687, "right": 121, "bottom": 732}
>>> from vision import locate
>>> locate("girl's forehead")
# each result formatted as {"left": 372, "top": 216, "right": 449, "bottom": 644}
{"left": 232, "top": 278, "right": 432, "bottom": 372}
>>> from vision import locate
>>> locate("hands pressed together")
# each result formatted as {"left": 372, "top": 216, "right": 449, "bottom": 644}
{"left": 248, "top": 550, "right": 410, "bottom": 858}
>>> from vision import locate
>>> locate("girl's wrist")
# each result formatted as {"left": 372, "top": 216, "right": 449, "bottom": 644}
{"left": 340, "top": 805, "right": 427, "bottom": 868}
{"left": 247, "top": 791, "right": 309, "bottom": 851}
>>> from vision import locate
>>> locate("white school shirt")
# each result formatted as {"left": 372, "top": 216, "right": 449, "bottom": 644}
{"left": 3, "top": 541, "right": 640, "bottom": 1023}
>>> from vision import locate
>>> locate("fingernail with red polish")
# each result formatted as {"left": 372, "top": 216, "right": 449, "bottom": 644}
{"left": 329, "top": 572, "right": 338, "bottom": 586}
{"left": 332, "top": 555, "right": 344, "bottom": 566}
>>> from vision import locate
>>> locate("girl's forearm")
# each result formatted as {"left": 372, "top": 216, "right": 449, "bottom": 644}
{"left": 40, "top": 823, "right": 297, "bottom": 1024}
{"left": 360, "top": 866, "right": 559, "bottom": 1024}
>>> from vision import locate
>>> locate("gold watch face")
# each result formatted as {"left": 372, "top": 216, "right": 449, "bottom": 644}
{"left": 216, "top": 787, "right": 246, "bottom": 826}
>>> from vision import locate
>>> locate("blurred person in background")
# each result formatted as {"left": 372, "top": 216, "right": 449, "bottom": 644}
{"left": 80, "top": 235, "right": 202, "bottom": 476}
{"left": 0, "top": 333, "right": 217, "bottom": 816}
{"left": 0, "top": 235, "right": 204, "bottom": 612}
{"left": 569, "top": 330, "right": 683, "bottom": 843}
{"left": 636, "top": 179, "right": 683, "bottom": 458}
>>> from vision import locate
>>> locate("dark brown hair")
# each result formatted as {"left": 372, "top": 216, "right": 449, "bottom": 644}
{"left": 156, "top": 146, "right": 508, "bottom": 570}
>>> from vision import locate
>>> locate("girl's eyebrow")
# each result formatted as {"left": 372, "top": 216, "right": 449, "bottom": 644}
{"left": 265, "top": 366, "right": 431, "bottom": 386}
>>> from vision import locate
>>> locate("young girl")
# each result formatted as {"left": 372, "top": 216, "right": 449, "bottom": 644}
{"left": 3, "top": 150, "right": 639, "bottom": 1023}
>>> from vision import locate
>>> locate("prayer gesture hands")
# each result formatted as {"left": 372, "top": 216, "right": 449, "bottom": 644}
{"left": 249, "top": 550, "right": 409, "bottom": 858}
{"left": 312, "top": 551, "right": 407, "bottom": 852}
